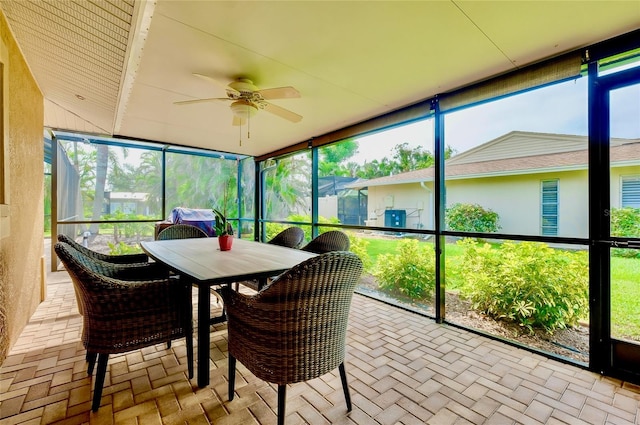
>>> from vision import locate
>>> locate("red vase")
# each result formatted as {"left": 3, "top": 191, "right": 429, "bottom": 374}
{"left": 218, "top": 235, "right": 233, "bottom": 251}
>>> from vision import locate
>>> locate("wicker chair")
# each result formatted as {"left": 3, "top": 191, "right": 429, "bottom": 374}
{"left": 57, "top": 234, "right": 149, "bottom": 264}
{"left": 268, "top": 226, "right": 305, "bottom": 249}
{"left": 300, "top": 230, "right": 350, "bottom": 254}
{"left": 222, "top": 251, "right": 363, "bottom": 425}
{"left": 157, "top": 224, "right": 209, "bottom": 240}
{"left": 236, "top": 227, "right": 306, "bottom": 291}
{"left": 54, "top": 242, "right": 193, "bottom": 412}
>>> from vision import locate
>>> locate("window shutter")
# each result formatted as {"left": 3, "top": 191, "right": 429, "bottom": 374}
{"left": 541, "top": 179, "right": 559, "bottom": 236}
{"left": 622, "top": 177, "right": 640, "bottom": 208}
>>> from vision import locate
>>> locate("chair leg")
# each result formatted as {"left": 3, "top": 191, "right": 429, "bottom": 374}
{"left": 87, "top": 352, "right": 97, "bottom": 375}
{"left": 209, "top": 289, "right": 227, "bottom": 325}
{"left": 339, "top": 363, "right": 352, "bottom": 412}
{"left": 92, "top": 353, "right": 109, "bottom": 412}
{"left": 167, "top": 341, "right": 171, "bottom": 349}
{"left": 277, "top": 384, "right": 286, "bottom": 425}
{"left": 228, "top": 355, "right": 236, "bottom": 401}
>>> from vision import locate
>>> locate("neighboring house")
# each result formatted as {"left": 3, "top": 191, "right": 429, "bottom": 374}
{"left": 105, "top": 192, "right": 150, "bottom": 215}
{"left": 350, "top": 131, "right": 640, "bottom": 238}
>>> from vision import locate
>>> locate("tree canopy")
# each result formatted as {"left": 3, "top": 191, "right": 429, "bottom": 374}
{"left": 318, "top": 139, "right": 456, "bottom": 179}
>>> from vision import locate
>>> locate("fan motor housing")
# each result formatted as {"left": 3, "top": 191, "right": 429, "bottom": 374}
{"left": 229, "top": 79, "right": 257, "bottom": 94}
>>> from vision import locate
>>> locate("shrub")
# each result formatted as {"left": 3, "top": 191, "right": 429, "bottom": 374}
{"left": 458, "top": 239, "right": 588, "bottom": 333}
{"left": 373, "top": 239, "right": 435, "bottom": 300}
{"left": 610, "top": 207, "right": 640, "bottom": 258}
{"left": 610, "top": 207, "right": 640, "bottom": 236}
{"left": 101, "top": 211, "right": 151, "bottom": 241}
{"left": 265, "top": 222, "right": 289, "bottom": 241}
{"left": 108, "top": 241, "right": 143, "bottom": 255}
{"left": 346, "top": 232, "right": 372, "bottom": 272}
{"left": 445, "top": 203, "right": 501, "bottom": 233}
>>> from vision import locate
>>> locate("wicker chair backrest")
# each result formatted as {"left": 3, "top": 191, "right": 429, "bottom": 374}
{"left": 224, "top": 251, "right": 363, "bottom": 385}
{"left": 56, "top": 241, "right": 129, "bottom": 278}
{"left": 56, "top": 240, "right": 163, "bottom": 315}
{"left": 157, "top": 224, "right": 208, "bottom": 240}
{"left": 57, "top": 234, "right": 149, "bottom": 264}
{"left": 267, "top": 226, "right": 305, "bottom": 249}
{"left": 58, "top": 240, "right": 167, "bottom": 281}
{"left": 300, "top": 230, "right": 350, "bottom": 254}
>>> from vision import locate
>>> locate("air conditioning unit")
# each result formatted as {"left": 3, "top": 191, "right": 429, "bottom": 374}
{"left": 384, "top": 209, "right": 406, "bottom": 228}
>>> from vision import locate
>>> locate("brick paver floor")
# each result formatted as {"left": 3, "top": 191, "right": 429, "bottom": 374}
{"left": 1, "top": 250, "right": 639, "bottom": 424}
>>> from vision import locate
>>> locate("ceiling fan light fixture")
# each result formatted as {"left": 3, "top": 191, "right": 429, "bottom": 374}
{"left": 230, "top": 100, "right": 258, "bottom": 120}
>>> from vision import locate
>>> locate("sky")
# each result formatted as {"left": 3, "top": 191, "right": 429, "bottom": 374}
{"left": 351, "top": 68, "right": 639, "bottom": 165}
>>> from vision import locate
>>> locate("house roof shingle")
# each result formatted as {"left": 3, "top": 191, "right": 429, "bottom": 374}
{"left": 352, "top": 134, "right": 640, "bottom": 188}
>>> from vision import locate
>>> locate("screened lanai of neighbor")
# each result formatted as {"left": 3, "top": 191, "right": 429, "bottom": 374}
{"left": 1, "top": 1, "right": 640, "bottom": 424}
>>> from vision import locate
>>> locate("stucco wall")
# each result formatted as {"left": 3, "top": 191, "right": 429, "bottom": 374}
{"left": 446, "top": 171, "right": 589, "bottom": 238}
{"left": 367, "top": 182, "right": 434, "bottom": 230}
{"left": 0, "top": 12, "right": 44, "bottom": 365}
{"left": 366, "top": 170, "right": 592, "bottom": 238}
{"left": 318, "top": 195, "right": 338, "bottom": 220}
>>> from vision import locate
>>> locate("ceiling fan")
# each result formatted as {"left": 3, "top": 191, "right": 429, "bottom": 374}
{"left": 175, "top": 74, "right": 302, "bottom": 126}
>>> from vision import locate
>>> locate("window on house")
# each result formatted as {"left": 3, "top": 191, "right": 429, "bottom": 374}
{"left": 541, "top": 179, "right": 559, "bottom": 236}
{"left": 621, "top": 176, "right": 640, "bottom": 208}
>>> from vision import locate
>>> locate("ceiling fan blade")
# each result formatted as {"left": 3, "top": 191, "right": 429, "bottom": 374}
{"left": 174, "top": 97, "right": 230, "bottom": 106}
{"left": 192, "top": 73, "right": 240, "bottom": 96}
{"left": 257, "top": 86, "right": 301, "bottom": 100}
{"left": 262, "top": 102, "right": 303, "bottom": 123}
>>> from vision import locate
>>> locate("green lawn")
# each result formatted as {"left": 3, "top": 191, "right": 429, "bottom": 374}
{"left": 611, "top": 255, "right": 640, "bottom": 341}
{"left": 359, "top": 235, "right": 640, "bottom": 340}
{"left": 364, "top": 237, "right": 402, "bottom": 264}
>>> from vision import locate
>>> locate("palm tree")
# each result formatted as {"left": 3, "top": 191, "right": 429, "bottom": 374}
{"left": 263, "top": 154, "right": 311, "bottom": 219}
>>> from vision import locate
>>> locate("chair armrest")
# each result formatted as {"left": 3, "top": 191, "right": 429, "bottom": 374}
{"left": 109, "top": 262, "right": 171, "bottom": 281}
{"left": 219, "top": 286, "right": 267, "bottom": 316}
{"left": 85, "top": 258, "right": 170, "bottom": 281}
{"left": 104, "top": 252, "right": 149, "bottom": 264}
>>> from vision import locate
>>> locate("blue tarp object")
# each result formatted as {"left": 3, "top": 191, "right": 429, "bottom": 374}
{"left": 169, "top": 207, "right": 216, "bottom": 236}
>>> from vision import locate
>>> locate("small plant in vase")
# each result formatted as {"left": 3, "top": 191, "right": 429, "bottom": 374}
{"left": 213, "top": 208, "right": 234, "bottom": 251}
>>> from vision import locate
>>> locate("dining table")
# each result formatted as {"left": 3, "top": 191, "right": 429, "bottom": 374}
{"left": 140, "top": 237, "right": 317, "bottom": 387}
